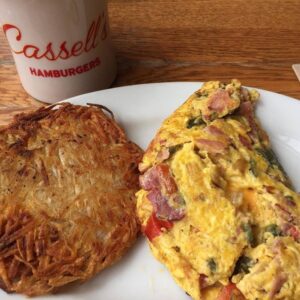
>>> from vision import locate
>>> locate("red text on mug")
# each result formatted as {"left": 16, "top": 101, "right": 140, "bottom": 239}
{"left": 3, "top": 13, "right": 108, "bottom": 61}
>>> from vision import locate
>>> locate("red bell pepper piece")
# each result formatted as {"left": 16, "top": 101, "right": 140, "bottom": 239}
{"left": 143, "top": 213, "right": 173, "bottom": 241}
{"left": 217, "top": 283, "right": 245, "bottom": 300}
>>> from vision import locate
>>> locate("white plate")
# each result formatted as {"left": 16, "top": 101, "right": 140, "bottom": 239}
{"left": 2, "top": 82, "right": 300, "bottom": 300}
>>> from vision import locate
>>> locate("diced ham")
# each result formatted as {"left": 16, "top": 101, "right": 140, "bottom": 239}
{"left": 147, "top": 190, "right": 185, "bottom": 221}
{"left": 241, "top": 87, "right": 250, "bottom": 102}
{"left": 269, "top": 273, "right": 287, "bottom": 299}
{"left": 275, "top": 203, "right": 294, "bottom": 223}
{"left": 271, "top": 238, "right": 283, "bottom": 254}
{"left": 196, "top": 139, "right": 228, "bottom": 153}
{"left": 140, "top": 163, "right": 177, "bottom": 194}
{"left": 239, "top": 101, "right": 253, "bottom": 116}
{"left": 156, "top": 163, "right": 178, "bottom": 194}
{"left": 239, "top": 134, "right": 252, "bottom": 149}
{"left": 208, "top": 89, "right": 236, "bottom": 113}
{"left": 285, "top": 225, "right": 300, "bottom": 241}
{"left": 204, "top": 125, "right": 227, "bottom": 137}
{"left": 139, "top": 166, "right": 160, "bottom": 191}
{"left": 139, "top": 163, "right": 186, "bottom": 221}
{"left": 238, "top": 101, "right": 257, "bottom": 135}
{"left": 280, "top": 223, "right": 300, "bottom": 242}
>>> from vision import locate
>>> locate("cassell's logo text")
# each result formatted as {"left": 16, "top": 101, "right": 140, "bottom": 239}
{"left": 3, "top": 13, "right": 107, "bottom": 61}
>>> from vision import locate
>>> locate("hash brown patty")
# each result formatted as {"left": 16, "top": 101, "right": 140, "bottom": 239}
{"left": 0, "top": 103, "right": 142, "bottom": 296}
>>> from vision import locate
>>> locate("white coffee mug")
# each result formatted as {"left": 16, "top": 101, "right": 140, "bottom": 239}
{"left": 0, "top": 0, "right": 117, "bottom": 103}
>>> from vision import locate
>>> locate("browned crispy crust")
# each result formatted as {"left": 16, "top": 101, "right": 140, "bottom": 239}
{"left": 0, "top": 103, "right": 143, "bottom": 296}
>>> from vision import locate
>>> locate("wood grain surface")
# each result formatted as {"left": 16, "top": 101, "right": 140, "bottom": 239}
{"left": 0, "top": 0, "right": 299, "bottom": 125}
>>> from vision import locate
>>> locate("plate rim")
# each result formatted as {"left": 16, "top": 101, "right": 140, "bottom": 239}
{"left": 2, "top": 81, "right": 300, "bottom": 300}
{"left": 64, "top": 81, "right": 300, "bottom": 104}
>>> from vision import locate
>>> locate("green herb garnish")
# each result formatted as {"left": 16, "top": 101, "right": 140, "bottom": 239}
{"left": 168, "top": 144, "right": 183, "bottom": 156}
{"left": 186, "top": 116, "right": 204, "bottom": 128}
{"left": 256, "top": 147, "right": 289, "bottom": 182}
{"left": 195, "top": 91, "right": 209, "bottom": 99}
{"left": 209, "top": 112, "right": 218, "bottom": 122}
{"left": 242, "top": 223, "right": 254, "bottom": 246}
{"left": 207, "top": 258, "right": 217, "bottom": 273}
{"left": 249, "top": 159, "right": 258, "bottom": 176}
{"left": 233, "top": 256, "right": 252, "bottom": 275}
{"left": 265, "top": 224, "right": 282, "bottom": 237}
{"left": 256, "top": 148, "right": 281, "bottom": 167}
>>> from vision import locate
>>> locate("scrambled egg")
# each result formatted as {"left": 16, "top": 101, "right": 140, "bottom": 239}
{"left": 136, "top": 80, "right": 300, "bottom": 300}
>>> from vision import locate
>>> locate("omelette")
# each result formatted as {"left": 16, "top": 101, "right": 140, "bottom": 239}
{"left": 0, "top": 103, "right": 142, "bottom": 296}
{"left": 136, "top": 80, "right": 300, "bottom": 300}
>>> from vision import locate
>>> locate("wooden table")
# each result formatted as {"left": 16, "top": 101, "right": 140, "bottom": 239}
{"left": 1, "top": 0, "right": 299, "bottom": 125}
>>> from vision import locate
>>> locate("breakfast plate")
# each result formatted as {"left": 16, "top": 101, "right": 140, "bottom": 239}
{"left": 2, "top": 82, "right": 300, "bottom": 300}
